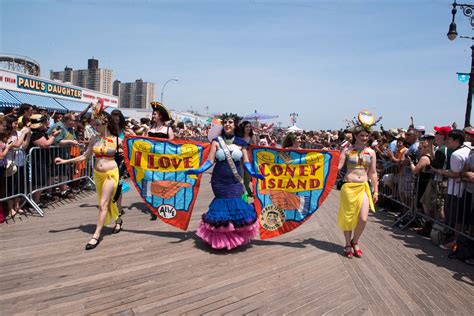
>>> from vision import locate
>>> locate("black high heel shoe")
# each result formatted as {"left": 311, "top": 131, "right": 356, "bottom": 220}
{"left": 85, "top": 236, "right": 102, "bottom": 250}
{"left": 112, "top": 218, "right": 123, "bottom": 234}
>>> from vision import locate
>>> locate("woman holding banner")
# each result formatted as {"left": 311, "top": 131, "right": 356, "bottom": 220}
{"left": 147, "top": 102, "right": 174, "bottom": 140}
{"left": 186, "top": 113, "right": 264, "bottom": 250}
{"left": 55, "top": 100, "right": 123, "bottom": 250}
{"left": 337, "top": 111, "right": 379, "bottom": 258}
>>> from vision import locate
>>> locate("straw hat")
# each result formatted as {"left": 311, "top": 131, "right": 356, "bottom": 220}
{"left": 30, "top": 114, "right": 47, "bottom": 129}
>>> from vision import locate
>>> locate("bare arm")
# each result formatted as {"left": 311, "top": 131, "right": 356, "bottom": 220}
{"left": 206, "top": 141, "right": 218, "bottom": 163}
{"left": 409, "top": 156, "right": 430, "bottom": 175}
{"left": 338, "top": 147, "right": 347, "bottom": 171}
{"left": 368, "top": 149, "right": 378, "bottom": 203}
{"left": 55, "top": 136, "right": 95, "bottom": 164}
{"left": 168, "top": 128, "right": 175, "bottom": 140}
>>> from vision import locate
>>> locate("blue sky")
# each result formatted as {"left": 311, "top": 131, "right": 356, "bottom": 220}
{"left": 0, "top": 0, "right": 471, "bottom": 130}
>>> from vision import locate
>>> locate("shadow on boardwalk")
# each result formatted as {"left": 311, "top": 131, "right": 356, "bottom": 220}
{"left": 373, "top": 209, "right": 474, "bottom": 286}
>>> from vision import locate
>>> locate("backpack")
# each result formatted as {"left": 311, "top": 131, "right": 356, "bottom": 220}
{"left": 430, "top": 223, "right": 451, "bottom": 246}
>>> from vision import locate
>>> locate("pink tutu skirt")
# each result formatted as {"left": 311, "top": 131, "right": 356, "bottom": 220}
{"left": 197, "top": 220, "right": 259, "bottom": 250}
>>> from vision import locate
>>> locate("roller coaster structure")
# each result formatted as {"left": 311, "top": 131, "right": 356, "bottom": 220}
{"left": 0, "top": 54, "right": 41, "bottom": 76}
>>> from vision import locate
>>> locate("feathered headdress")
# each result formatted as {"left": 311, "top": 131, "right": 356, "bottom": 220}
{"left": 345, "top": 110, "right": 382, "bottom": 133}
{"left": 219, "top": 112, "right": 241, "bottom": 124}
{"left": 92, "top": 98, "right": 108, "bottom": 122}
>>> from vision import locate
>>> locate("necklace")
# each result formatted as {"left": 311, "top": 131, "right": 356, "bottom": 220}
{"left": 224, "top": 134, "right": 235, "bottom": 145}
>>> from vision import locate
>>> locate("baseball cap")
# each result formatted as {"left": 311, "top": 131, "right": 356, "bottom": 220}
{"left": 434, "top": 125, "right": 452, "bottom": 136}
{"left": 464, "top": 126, "right": 474, "bottom": 135}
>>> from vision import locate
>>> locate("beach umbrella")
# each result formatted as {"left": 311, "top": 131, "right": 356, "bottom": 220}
{"left": 242, "top": 109, "right": 278, "bottom": 121}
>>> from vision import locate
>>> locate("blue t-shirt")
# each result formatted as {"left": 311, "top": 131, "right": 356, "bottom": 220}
{"left": 47, "top": 121, "right": 76, "bottom": 144}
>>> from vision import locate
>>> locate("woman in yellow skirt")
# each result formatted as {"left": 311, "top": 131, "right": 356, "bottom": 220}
{"left": 337, "top": 111, "right": 379, "bottom": 258}
{"left": 55, "top": 100, "right": 123, "bottom": 250}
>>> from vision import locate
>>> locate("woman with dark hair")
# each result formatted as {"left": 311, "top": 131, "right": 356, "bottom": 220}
{"left": 239, "top": 121, "right": 257, "bottom": 196}
{"left": 186, "top": 113, "right": 264, "bottom": 250}
{"left": 5, "top": 116, "right": 31, "bottom": 219}
{"left": 147, "top": 102, "right": 174, "bottom": 140}
{"left": 27, "top": 114, "right": 61, "bottom": 204}
{"left": 110, "top": 110, "right": 134, "bottom": 218}
{"left": 0, "top": 115, "right": 15, "bottom": 205}
{"left": 282, "top": 133, "right": 302, "bottom": 149}
{"left": 337, "top": 111, "right": 379, "bottom": 258}
{"left": 55, "top": 100, "right": 123, "bottom": 250}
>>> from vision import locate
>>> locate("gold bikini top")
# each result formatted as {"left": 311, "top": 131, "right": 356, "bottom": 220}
{"left": 93, "top": 136, "right": 117, "bottom": 159}
{"left": 346, "top": 147, "right": 371, "bottom": 170}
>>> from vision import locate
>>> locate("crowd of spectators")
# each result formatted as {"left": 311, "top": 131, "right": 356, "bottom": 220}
{"left": 0, "top": 103, "right": 473, "bottom": 264}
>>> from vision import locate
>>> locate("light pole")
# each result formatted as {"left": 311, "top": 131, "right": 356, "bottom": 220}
{"left": 160, "top": 78, "right": 178, "bottom": 105}
{"left": 289, "top": 112, "right": 298, "bottom": 126}
{"left": 447, "top": 1, "right": 474, "bottom": 127}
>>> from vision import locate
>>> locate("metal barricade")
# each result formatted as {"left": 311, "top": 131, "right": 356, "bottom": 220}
{"left": 377, "top": 158, "right": 474, "bottom": 242}
{"left": 377, "top": 160, "right": 418, "bottom": 229}
{"left": 0, "top": 148, "right": 42, "bottom": 216}
{"left": 414, "top": 175, "right": 474, "bottom": 242}
{"left": 27, "top": 145, "right": 94, "bottom": 214}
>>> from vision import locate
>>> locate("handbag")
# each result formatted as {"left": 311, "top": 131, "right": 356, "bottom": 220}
{"left": 5, "top": 159, "right": 17, "bottom": 177}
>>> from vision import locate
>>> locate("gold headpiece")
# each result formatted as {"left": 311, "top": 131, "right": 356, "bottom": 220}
{"left": 346, "top": 110, "right": 382, "bottom": 133}
{"left": 92, "top": 98, "right": 107, "bottom": 122}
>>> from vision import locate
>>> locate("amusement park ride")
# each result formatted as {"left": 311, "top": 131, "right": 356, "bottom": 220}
{"left": 0, "top": 54, "right": 41, "bottom": 76}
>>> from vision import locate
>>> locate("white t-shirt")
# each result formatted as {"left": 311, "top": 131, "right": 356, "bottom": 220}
{"left": 448, "top": 145, "right": 471, "bottom": 197}
{"left": 467, "top": 150, "right": 474, "bottom": 193}
{"left": 6, "top": 131, "right": 26, "bottom": 166}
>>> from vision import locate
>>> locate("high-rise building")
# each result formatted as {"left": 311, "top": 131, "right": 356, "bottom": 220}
{"left": 115, "top": 79, "right": 156, "bottom": 109}
{"left": 50, "top": 58, "right": 113, "bottom": 94}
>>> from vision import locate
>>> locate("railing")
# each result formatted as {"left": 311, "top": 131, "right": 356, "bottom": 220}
{"left": 0, "top": 145, "right": 94, "bottom": 218}
{"left": 1, "top": 148, "right": 42, "bottom": 215}
{"left": 378, "top": 159, "right": 474, "bottom": 242}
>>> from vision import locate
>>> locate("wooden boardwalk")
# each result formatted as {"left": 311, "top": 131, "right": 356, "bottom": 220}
{"left": 1, "top": 172, "right": 473, "bottom": 315}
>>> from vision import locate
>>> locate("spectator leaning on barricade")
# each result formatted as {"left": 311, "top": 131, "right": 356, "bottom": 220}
{"left": 27, "top": 114, "right": 61, "bottom": 205}
{"left": 405, "top": 128, "right": 420, "bottom": 161}
{"left": 5, "top": 116, "right": 32, "bottom": 219}
{"left": 460, "top": 128, "right": 474, "bottom": 265}
{"left": 48, "top": 113, "right": 79, "bottom": 196}
{"left": 0, "top": 114, "right": 16, "bottom": 222}
{"left": 408, "top": 137, "right": 434, "bottom": 236}
{"left": 419, "top": 126, "right": 453, "bottom": 236}
{"left": 432, "top": 129, "right": 470, "bottom": 251}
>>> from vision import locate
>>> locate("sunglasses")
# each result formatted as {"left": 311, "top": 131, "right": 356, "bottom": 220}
{"left": 223, "top": 120, "right": 234, "bottom": 125}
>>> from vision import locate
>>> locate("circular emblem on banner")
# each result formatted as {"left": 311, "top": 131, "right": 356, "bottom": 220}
{"left": 157, "top": 204, "right": 177, "bottom": 219}
{"left": 260, "top": 205, "right": 285, "bottom": 231}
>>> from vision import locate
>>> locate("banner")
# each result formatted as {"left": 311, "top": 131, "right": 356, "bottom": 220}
{"left": 124, "top": 136, "right": 211, "bottom": 230}
{"left": 251, "top": 146, "right": 340, "bottom": 239}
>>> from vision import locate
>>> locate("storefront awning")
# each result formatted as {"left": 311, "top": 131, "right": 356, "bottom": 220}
{"left": 54, "top": 97, "right": 89, "bottom": 113}
{"left": 0, "top": 89, "right": 22, "bottom": 108}
{"left": 7, "top": 90, "right": 67, "bottom": 113}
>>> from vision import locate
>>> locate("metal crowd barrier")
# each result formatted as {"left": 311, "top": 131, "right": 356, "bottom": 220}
{"left": 378, "top": 159, "right": 474, "bottom": 242}
{"left": 1, "top": 148, "right": 42, "bottom": 216}
{"left": 1, "top": 145, "right": 94, "bottom": 218}
{"left": 26, "top": 145, "right": 94, "bottom": 216}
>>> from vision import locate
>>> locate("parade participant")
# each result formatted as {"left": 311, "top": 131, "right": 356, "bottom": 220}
{"left": 337, "top": 111, "right": 380, "bottom": 258}
{"left": 282, "top": 132, "right": 302, "bottom": 149}
{"left": 185, "top": 113, "right": 264, "bottom": 250}
{"left": 145, "top": 102, "right": 174, "bottom": 220}
{"left": 110, "top": 109, "right": 134, "bottom": 216}
{"left": 147, "top": 101, "right": 174, "bottom": 140}
{"left": 55, "top": 100, "right": 123, "bottom": 250}
{"left": 238, "top": 120, "right": 257, "bottom": 197}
